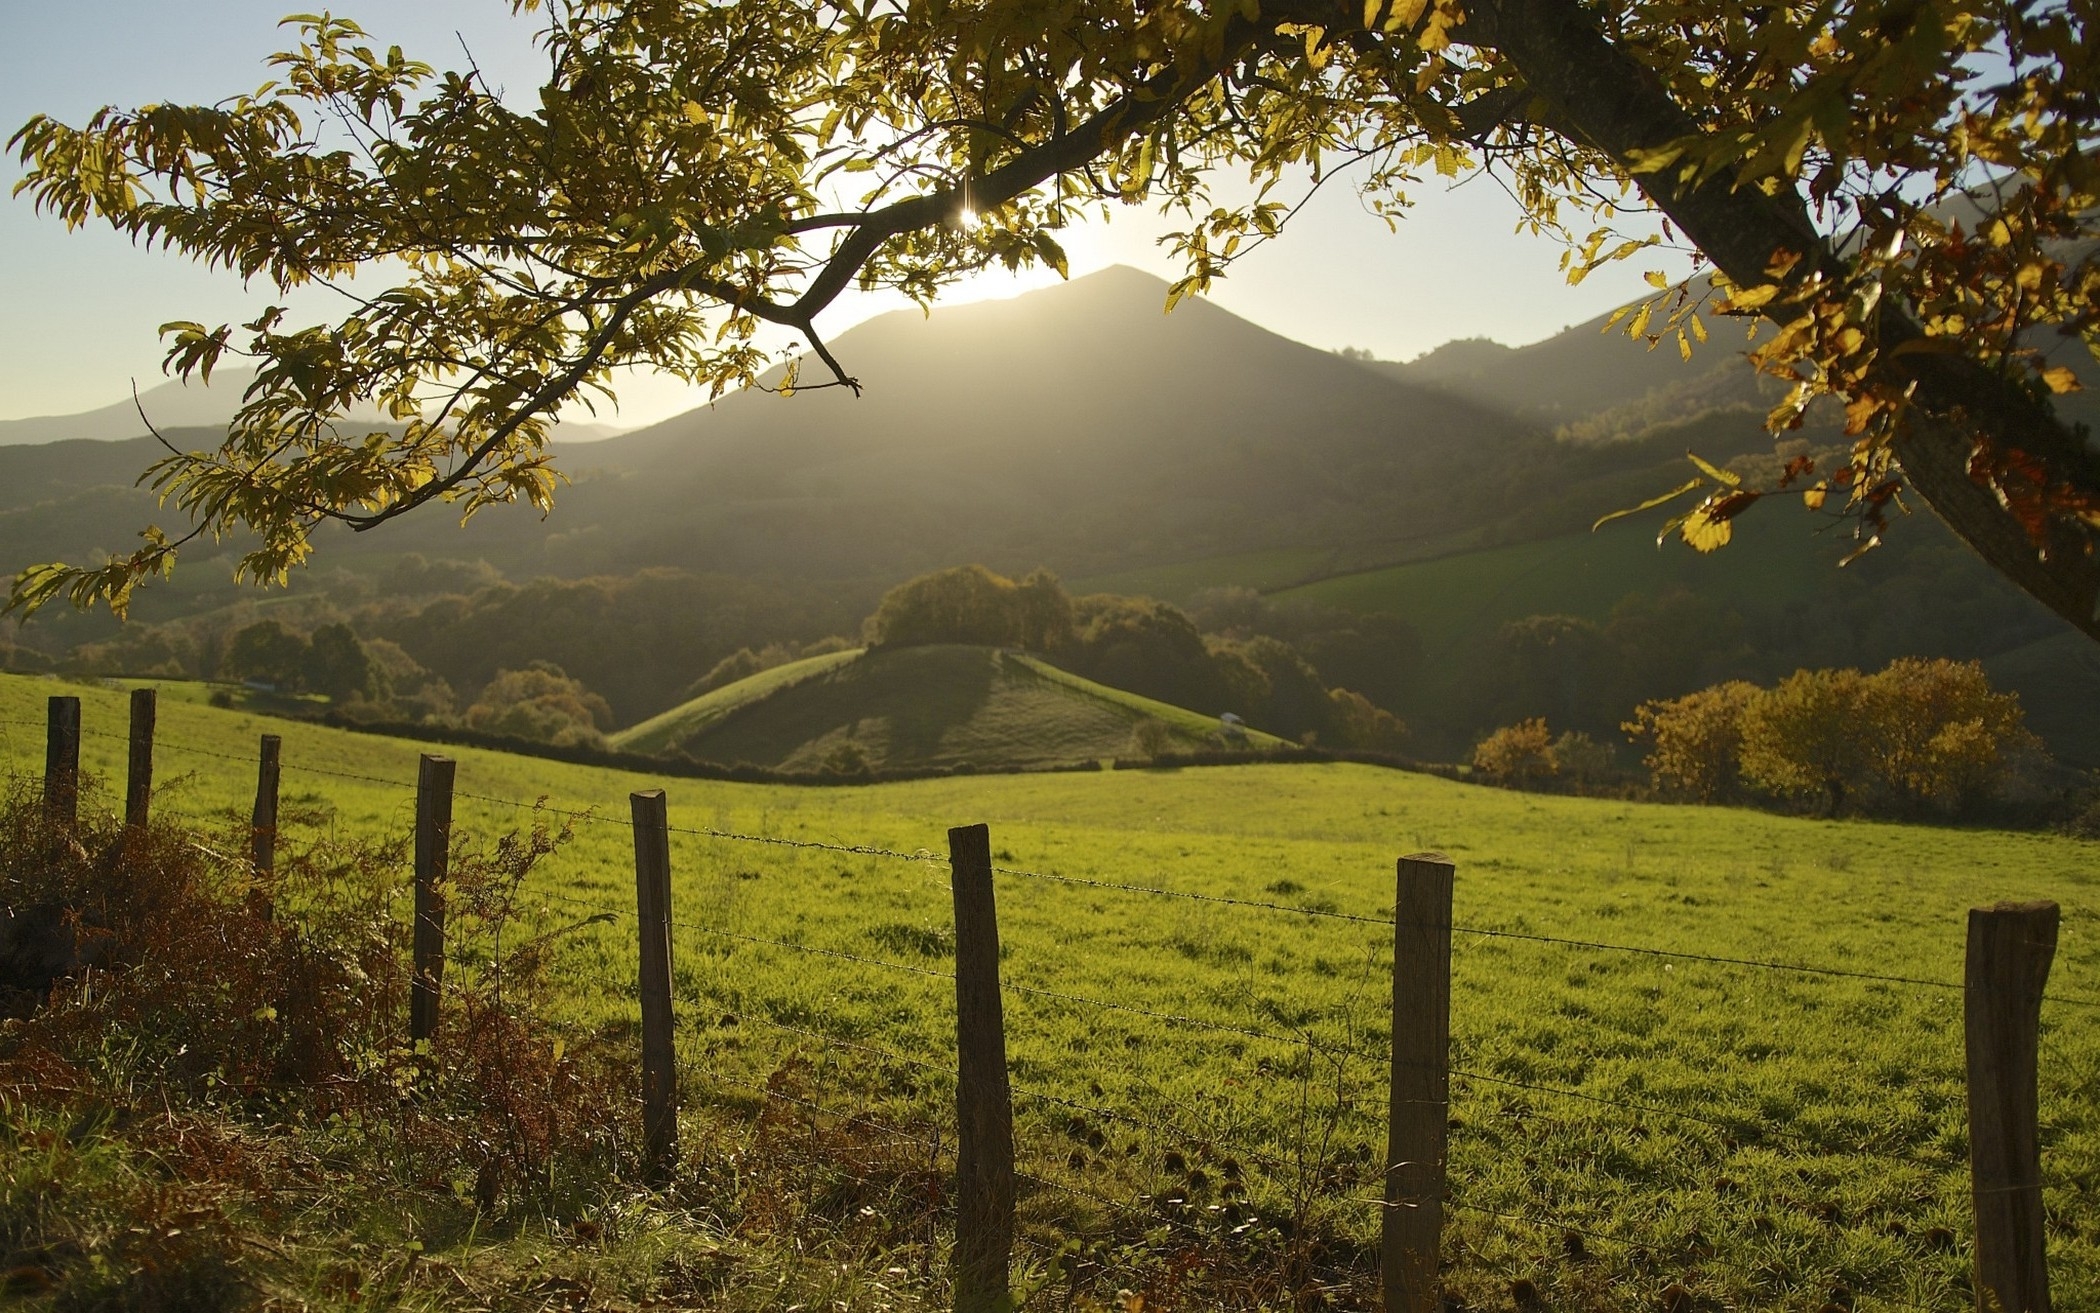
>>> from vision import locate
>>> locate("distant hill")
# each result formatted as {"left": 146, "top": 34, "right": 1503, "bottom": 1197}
{"left": 0, "top": 370, "right": 626, "bottom": 446}
{"left": 610, "top": 644, "right": 1283, "bottom": 771}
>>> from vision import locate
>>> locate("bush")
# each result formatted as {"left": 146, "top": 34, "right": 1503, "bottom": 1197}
{"left": 1473, "top": 718, "right": 1558, "bottom": 785}
{"left": 1129, "top": 718, "right": 1175, "bottom": 759}
{"left": 0, "top": 782, "right": 626, "bottom": 1232}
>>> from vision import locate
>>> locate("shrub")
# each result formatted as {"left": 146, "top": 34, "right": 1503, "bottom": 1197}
{"left": 1473, "top": 718, "right": 1558, "bottom": 785}
{"left": 0, "top": 782, "right": 625, "bottom": 1229}
{"left": 1129, "top": 718, "right": 1175, "bottom": 759}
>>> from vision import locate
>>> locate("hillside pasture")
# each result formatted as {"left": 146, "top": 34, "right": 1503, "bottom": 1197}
{"left": 607, "top": 644, "right": 1282, "bottom": 769}
{"left": 2, "top": 673, "right": 2095, "bottom": 1311}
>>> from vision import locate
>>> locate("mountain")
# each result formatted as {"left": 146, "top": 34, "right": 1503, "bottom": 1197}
{"left": 338, "top": 265, "right": 1759, "bottom": 586}
{"left": 608, "top": 643, "right": 1284, "bottom": 771}
{"left": 0, "top": 370, "right": 628, "bottom": 447}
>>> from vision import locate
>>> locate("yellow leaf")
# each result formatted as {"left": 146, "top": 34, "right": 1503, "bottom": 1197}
{"left": 1803, "top": 485, "right": 1827, "bottom": 510}
{"left": 1723, "top": 283, "right": 1781, "bottom": 311}
{"left": 1645, "top": 270, "right": 1668, "bottom": 289}
{"left": 2042, "top": 365, "right": 2082, "bottom": 394}
{"left": 1592, "top": 477, "right": 1703, "bottom": 532}
{"left": 1628, "top": 303, "right": 1653, "bottom": 338}
{"left": 1383, "top": 0, "right": 1426, "bottom": 30}
{"left": 1680, "top": 503, "right": 1734, "bottom": 553}
{"left": 1687, "top": 451, "right": 1742, "bottom": 488}
{"left": 1363, "top": 0, "right": 1382, "bottom": 29}
{"left": 1677, "top": 331, "right": 1692, "bottom": 362}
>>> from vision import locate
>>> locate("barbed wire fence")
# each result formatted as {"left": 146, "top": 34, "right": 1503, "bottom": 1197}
{"left": 4, "top": 690, "right": 2084, "bottom": 1313}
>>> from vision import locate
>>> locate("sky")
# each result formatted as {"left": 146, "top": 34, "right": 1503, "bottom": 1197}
{"left": 0, "top": 2, "right": 1697, "bottom": 430}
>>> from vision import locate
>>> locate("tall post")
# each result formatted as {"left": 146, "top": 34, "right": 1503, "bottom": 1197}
{"left": 1966, "top": 900, "right": 2058, "bottom": 1313}
{"left": 1383, "top": 853, "right": 1454, "bottom": 1313}
{"left": 949, "top": 823, "right": 1014, "bottom": 1313}
{"left": 630, "top": 788, "right": 679, "bottom": 1183}
{"left": 43, "top": 695, "right": 80, "bottom": 830}
{"left": 409, "top": 754, "right": 456, "bottom": 1045}
{"left": 125, "top": 688, "right": 156, "bottom": 833}
{"left": 250, "top": 734, "right": 281, "bottom": 876}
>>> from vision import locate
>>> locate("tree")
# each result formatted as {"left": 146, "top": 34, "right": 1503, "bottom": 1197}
{"left": 222, "top": 620, "right": 310, "bottom": 689}
{"left": 1473, "top": 718, "right": 1558, "bottom": 785}
{"left": 1625, "top": 680, "right": 1760, "bottom": 803}
{"left": 1737, "top": 667, "right": 1872, "bottom": 814}
{"left": 1855, "top": 656, "right": 2039, "bottom": 811}
{"left": 7, "top": 0, "right": 2097, "bottom": 649}
{"left": 463, "top": 661, "right": 614, "bottom": 748}
{"left": 303, "top": 622, "right": 379, "bottom": 702}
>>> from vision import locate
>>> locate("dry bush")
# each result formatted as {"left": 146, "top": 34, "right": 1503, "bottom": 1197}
{"left": 0, "top": 780, "right": 630, "bottom": 1235}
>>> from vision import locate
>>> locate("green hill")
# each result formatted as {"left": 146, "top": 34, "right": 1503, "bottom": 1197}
{"left": 608, "top": 643, "right": 1285, "bottom": 769}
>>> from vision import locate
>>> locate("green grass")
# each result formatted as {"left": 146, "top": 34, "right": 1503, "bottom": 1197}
{"left": 4, "top": 671, "right": 2097, "bottom": 1311}
{"left": 1272, "top": 517, "right": 1839, "bottom": 652}
{"left": 607, "top": 644, "right": 1285, "bottom": 769}
{"left": 612, "top": 647, "right": 866, "bottom": 753}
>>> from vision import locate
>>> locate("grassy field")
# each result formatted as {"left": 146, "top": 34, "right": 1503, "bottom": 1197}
{"left": 608, "top": 644, "right": 1286, "bottom": 768}
{"left": 1271, "top": 518, "right": 1839, "bottom": 653}
{"left": 4, "top": 671, "right": 2097, "bottom": 1311}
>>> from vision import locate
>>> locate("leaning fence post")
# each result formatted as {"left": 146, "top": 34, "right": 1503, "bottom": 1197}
{"left": 125, "top": 688, "right": 155, "bottom": 833}
{"left": 250, "top": 734, "right": 281, "bottom": 877}
{"left": 43, "top": 695, "right": 80, "bottom": 830}
{"left": 409, "top": 754, "right": 456, "bottom": 1045}
{"left": 630, "top": 788, "right": 679, "bottom": 1183}
{"left": 1383, "top": 853, "right": 1454, "bottom": 1313}
{"left": 949, "top": 823, "right": 1014, "bottom": 1313}
{"left": 1967, "top": 900, "right": 2058, "bottom": 1313}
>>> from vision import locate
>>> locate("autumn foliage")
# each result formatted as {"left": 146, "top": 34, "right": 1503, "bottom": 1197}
{"left": 1472, "top": 718, "right": 1559, "bottom": 785}
{"left": 1626, "top": 658, "right": 2040, "bottom": 816}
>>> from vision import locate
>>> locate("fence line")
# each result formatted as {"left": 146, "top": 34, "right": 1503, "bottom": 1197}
{"left": 537, "top": 883, "right": 1975, "bottom": 1173}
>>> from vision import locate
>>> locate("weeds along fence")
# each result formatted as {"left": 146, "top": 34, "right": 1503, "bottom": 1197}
{"left": 11, "top": 689, "right": 2090, "bottom": 1313}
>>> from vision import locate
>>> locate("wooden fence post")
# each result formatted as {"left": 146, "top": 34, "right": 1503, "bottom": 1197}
{"left": 949, "top": 823, "right": 1014, "bottom": 1313}
{"left": 1383, "top": 852, "right": 1454, "bottom": 1313}
{"left": 409, "top": 754, "right": 455, "bottom": 1045}
{"left": 1967, "top": 900, "right": 2058, "bottom": 1313}
{"left": 630, "top": 788, "right": 679, "bottom": 1183}
{"left": 125, "top": 688, "right": 155, "bottom": 833}
{"left": 250, "top": 734, "right": 281, "bottom": 877}
{"left": 43, "top": 695, "right": 80, "bottom": 830}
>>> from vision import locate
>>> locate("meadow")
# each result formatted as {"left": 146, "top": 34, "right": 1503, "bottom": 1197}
{"left": 3, "top": 671, "right": 2096, "bottom": 1311}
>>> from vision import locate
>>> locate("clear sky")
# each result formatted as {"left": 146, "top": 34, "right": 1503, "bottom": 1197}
{"left": 0, "top": 2, "right": 1695, "bottom": 428}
